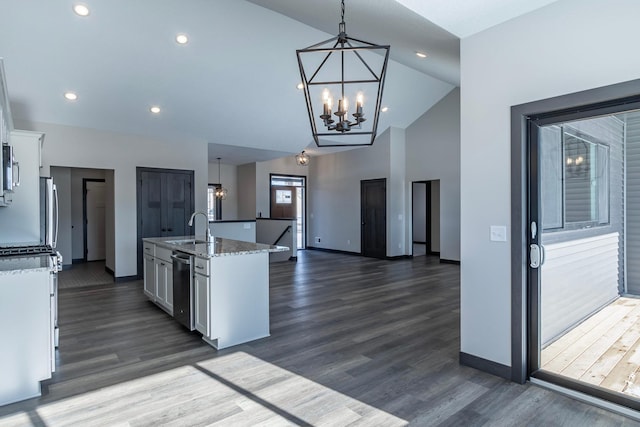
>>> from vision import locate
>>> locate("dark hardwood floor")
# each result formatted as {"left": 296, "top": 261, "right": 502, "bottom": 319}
{"left": 0, "top": 251, "right": 635, "bottom": 425}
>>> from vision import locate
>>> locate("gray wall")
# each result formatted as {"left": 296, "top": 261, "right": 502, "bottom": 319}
{"left": 460, "top": 0, "right": 640, "bottom": 366}
{"left": 308, "top": 130, "right": 392, "bottom": 254}
{"left": 405, "top": 88, "right": 460, "bottom": 261}
{"left": 237, "top": 163, "right": 256, "bottom": 220}
{"left": 207, "top": 161, "right": 238, "bottom": 220}
{"left": 305, "top": 126, "right": 408, "bottom": 257}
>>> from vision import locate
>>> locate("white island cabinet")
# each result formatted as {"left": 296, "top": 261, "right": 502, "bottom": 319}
{"left": 194, "top": 255, "right": 209, "bottom": 336}
{"left": 142, "top": 242, "right": 173, "bottom": 315}
{"left": 142, "top": 236, "right": 287, "bottom": 350}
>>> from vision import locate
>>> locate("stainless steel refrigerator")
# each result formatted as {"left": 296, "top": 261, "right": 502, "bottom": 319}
{"left": 40, "top": 176, "right": 58, "bottom": 248}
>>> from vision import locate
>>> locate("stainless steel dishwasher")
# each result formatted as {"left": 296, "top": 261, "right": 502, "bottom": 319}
{"left": 171, "top": 251, "right": 195, "bottom": 330}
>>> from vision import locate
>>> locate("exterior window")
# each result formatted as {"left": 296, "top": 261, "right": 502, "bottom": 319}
{"left": 541, "top": 126, "right": 610, "bottom": 231}
{"left": 207, "top": 184, "right": 222, "bottom": 221}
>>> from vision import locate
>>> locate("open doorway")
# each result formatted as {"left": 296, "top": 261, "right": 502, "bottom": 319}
{"left": 412, "top": 180, "right": 440, "bottom": 258}
{"left": 270, "top": 174, "right": 306, "bottom": 249}
{"left": 50, "top": 166, "right": 115, "bottom": 279}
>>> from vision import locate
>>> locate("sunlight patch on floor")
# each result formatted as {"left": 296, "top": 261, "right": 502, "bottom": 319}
{"left": 0, "top": 351, "right": 407, "bottom": 426}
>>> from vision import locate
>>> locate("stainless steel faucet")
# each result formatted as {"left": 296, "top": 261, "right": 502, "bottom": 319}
{"left": 188, "top": 211, "right": 213, "bottom": 243}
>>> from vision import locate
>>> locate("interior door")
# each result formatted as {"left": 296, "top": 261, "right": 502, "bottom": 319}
{"left": 164, "top": 172, "right": 192, "bottom": 238}
{"left": 85, "top": 180, "right": 106, "bottom": 261}
{"left": 361, "top": 178, "right": 386, "bottom": 258}
{"left": 137, "top": 168, "right": 194, "bottom": 277}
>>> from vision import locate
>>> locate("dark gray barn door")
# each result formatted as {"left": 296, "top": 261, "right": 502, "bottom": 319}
{"left": 137, "top": 168, "right": 194, "bottom": 276}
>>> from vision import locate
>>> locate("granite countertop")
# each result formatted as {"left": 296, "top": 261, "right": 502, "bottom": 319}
{"left": 143, "top": 235, "right": 288, "bottom": 259}
{"left": 0, "top": 254, "right": 52, "bottom": 274}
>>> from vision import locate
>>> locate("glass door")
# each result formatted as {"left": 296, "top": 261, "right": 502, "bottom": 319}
{"left": 529, "top": 111, "right": 640, "bottom": 408}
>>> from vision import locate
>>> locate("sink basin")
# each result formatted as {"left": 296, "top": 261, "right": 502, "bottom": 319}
{"left": 167, "top": 239, "right": 207, "bottom": 245}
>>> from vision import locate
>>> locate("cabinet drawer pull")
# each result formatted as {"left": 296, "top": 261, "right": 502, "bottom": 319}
{"left": 160, "top": 262, "right": 165, "bottom": 266}
{"left": 195, "top": 265, "right": 204, "bottom": 270}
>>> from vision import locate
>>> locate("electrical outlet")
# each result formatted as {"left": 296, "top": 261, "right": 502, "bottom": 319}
{"left": 315, "top": 237, "right": 321, "bottom": 243}
{"left": 347, "top": 239, "right": 350, "bottom": 245}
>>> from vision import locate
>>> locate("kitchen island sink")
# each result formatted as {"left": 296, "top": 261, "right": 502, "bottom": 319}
{"left": 142, "top": 235, "right": 288, "bottom": 350}
{"left": 166, "top": 238, "right": 207, "bottom": 245}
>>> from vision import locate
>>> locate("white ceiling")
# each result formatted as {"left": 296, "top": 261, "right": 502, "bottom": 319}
{"left": 0, "top": 0, "right": 562, "bottom": 165}
{"left": 393, "top": 0, "right": 563, "bottom": 38}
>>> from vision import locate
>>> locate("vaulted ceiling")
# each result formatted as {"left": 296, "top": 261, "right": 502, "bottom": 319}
{"left": 0, "top": 0, "right": 561, "bottom": 165}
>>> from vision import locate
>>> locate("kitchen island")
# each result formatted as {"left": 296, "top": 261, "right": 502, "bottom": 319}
{"left": 142, "top": 236, "right": 287, "bottom": 350}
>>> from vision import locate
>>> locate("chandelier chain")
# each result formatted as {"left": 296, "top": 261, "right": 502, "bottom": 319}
{"left": 341, "top": 0, "right": 345, "bottom": 24}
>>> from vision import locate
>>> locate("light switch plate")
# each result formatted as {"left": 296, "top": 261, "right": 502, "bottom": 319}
{"left": 490, "top": 225, "right": 507, "bottom": 242}
{"left": 243, "top": 223, "right": 251, "bottom": 229}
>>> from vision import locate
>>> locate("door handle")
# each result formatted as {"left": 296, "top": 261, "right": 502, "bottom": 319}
{"left": 530, "top": 244, "right": 545, "bottom": 268}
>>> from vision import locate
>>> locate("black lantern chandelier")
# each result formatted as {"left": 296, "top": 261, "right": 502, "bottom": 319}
{"left": 296, "top": 0, "right": 390, "bottom": 147}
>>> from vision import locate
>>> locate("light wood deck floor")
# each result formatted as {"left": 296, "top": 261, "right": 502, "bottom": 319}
{"left": 542, "top": 297, "right": 640, "bottom": 398}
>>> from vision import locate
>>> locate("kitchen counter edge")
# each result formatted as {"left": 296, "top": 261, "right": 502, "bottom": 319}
{"left": 143, "top": 236, "right": 288, "bottom": 259}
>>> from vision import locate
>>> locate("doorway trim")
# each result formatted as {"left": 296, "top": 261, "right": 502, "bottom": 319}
{"left": 511, "top": 79, "right": 640, "bottom": 387}
{"left": 82, "top": 178, "right": 106, "bottom": 262}
{"left": 411, "top": 180, "right": 436, "bottom": 256}
{"left": 269, "top": 173, "right": 307, "bottom": 249}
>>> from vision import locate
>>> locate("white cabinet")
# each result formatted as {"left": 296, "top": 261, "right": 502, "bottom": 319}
{"left": 154, "top": 258, "right": 173, "bottom": 314}
{"left": 143, "top": 243, "right": 173, "bottom": 314}
{"left": 143, "top": 254, "right": 155, "bottom": 299}
{"left": 194, "top": 271, "right": 210, "bottom": 336}
{"left": 0, "top": 268, "right": 52, "bottom": 406}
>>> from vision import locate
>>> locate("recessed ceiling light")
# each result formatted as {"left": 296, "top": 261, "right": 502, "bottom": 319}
{"left": 64, "top": 92, "right": 78, "bottom": 101}
{"left": 296, "top": 83, "right": 304, "bottom": 90}
{"left": 416, "top": 52, "right": 427, "bottom": 58}
{"left": 175, "top": 34, "right": 189, "bottom": 45}
{"left": 73, "top": 3, "right": 90, "bottom": 17}
{"left": 150, "top": 106, "right": 161, "bottom": 114}
{"left": 381, "top": 106, "right": 389, "bottom": 112}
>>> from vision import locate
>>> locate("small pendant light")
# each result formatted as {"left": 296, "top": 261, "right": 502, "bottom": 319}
{"left": 215, "top": 157, "right": 228, "bottom": 200}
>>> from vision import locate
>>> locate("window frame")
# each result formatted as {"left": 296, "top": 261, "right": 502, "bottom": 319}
{"left": 541, "top": 125, "right": 611, "bottom": 232}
